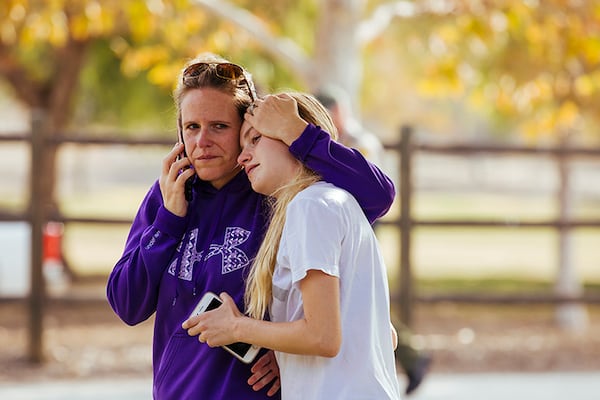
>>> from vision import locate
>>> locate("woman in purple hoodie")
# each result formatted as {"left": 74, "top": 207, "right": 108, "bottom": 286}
{"left": 106, "top": 53, "right": 395, "bottom": 400}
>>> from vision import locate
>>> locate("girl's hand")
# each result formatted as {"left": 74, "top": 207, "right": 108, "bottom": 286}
{"left": 159, "top": 143, "right": 195, "bottom": 217}
{"left": 182, "top": 292, "right": 243, "bottom": 347}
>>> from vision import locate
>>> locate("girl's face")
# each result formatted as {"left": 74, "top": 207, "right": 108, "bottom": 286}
{"left": 180, "top": 88, "right": 243, "bottom": 189}
{"left": 237, "top": 120, "right": 301, "bottom": 196}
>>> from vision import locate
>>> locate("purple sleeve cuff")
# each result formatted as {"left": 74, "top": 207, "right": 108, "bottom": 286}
{"left": 289, "top": 124, "right": 322, "bottom": 162}
{"left": 154, "top": 205, "right": 188, "bottom": 240}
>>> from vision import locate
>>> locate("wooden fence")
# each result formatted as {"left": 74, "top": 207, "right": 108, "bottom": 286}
{"left": 383, "top": 126, "right": 600, "bottom": 326}
{"left": 1, "top": 115, "right": 600, "bottom": 362}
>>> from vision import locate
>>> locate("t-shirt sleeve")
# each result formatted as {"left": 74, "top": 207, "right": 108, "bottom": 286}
{"left": 281, "top": 193, "right": 345, "bottom": 283}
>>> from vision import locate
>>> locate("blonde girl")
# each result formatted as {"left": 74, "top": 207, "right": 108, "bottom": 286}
{"left": 183, "top": 92, "right": 401, "bottom": 400}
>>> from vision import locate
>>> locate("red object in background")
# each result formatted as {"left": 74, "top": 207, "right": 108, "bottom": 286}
{"left": 42, "top": 221, "right": 69, "bottom": 294}
{"left": 43, "top": 222, "right": 64, "bottom": 262}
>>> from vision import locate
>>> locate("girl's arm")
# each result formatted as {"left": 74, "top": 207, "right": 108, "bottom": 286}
{"left": 183, "top": 270, "right": 342, "bottom": 357}
{"left": 245, "top": 94, "right": 395, "bottom": 223}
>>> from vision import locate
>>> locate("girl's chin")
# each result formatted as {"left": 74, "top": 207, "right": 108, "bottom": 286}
{"left": 249, "top": 180, "right": 265, "bottom": 195}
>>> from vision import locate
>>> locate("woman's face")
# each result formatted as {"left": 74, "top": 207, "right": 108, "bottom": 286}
{"left": 237, "top": 120, "right": 301, "bottom": 196}
{"left": 180, "top": 87, "right": 243, "bottom": 189}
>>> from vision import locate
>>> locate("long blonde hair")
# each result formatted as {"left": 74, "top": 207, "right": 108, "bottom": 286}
{"left": 244, "top": 92, "right": 338, "bottom": 320}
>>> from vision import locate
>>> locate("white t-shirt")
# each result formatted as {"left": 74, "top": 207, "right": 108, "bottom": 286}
{"left": 270, "top": 181, "right": 401, "bottom": 400}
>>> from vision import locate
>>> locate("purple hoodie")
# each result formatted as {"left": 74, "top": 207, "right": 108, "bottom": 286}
{"left": 107, "top": 124, "right": 395, "bottom": 399}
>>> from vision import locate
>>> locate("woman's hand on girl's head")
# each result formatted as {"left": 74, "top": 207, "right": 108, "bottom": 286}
{"left": 159, "top": 143, "right": 195, "bottom": 217}
{"left": 245, "top": 94, "right": 308, "bottom": 146}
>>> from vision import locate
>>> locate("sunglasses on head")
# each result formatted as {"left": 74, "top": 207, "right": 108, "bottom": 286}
{"left": 182, "top": 62, "right": 256, "bottom": 101}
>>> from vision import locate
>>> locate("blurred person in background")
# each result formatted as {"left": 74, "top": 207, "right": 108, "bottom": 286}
{"left": 107, "top": 53, "right": 395, "bottom": 399}
{"left": 316, "top": 85, "right": 433, "bottom": 396}
{"left": 316, "top": 85, "right": 385, "bottom": 166}
{"left": 183, "top": 92, "right": 402, "bottom": 399}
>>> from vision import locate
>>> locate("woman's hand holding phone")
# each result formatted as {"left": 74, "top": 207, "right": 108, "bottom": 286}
{"left": 159, "top": 143, "right": 195, "bottom": 217}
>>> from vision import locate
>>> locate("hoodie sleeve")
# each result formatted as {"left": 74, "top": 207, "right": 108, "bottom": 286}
{"left": 289, "top": 124, "right": 395, "bottom": 223}
{"left": 106, "top": 180, "right": 187, "bottom": 325}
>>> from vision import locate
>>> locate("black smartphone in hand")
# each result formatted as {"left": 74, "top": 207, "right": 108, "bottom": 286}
{"left": 178, "top": 129, "right": 194, "bottom": 201}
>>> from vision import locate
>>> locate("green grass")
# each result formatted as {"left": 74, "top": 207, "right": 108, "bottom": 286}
{"left": 59, "top": 186, "right": 149, "bottom": 219}
{"left": 379, "top": 223, "right": 600, "bottom": 294}
{"left": 378, "top": 190, "right": 600, "bottom": 290}
{"left": 63, "top": 223, "right": 132, "bottom": 276}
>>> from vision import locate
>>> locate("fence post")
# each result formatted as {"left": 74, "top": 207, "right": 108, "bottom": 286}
{"left": 28, "top": 109, "right": 47, "bottom": 363}
{"left": 555, "top": 137, "right": 588, "bottom": 330}
{"left": 399, "top": 125, "right": 413, "bottom": 326}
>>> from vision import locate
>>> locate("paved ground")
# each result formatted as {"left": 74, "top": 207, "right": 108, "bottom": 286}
{"left": 0, "top": 377, "right": 152, "bottom": 400}
{"left": 411, "top": 372, "right": 600, "bottom": 400}
{"left": 0, "top": 377, "right": 151, "bottom": 400}
{"left": 2, "top": 296, "right": 599, "bottom": 399}
{"left": 1, "top": 372, "right": 599, "bottom": 400}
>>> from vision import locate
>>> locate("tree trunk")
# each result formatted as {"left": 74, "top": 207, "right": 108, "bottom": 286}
{"left": 42, "top": 38, "right": 90, "bottom": 218}
{"left": 314, "top": 0, "right": 363, "bottom": 101}
{"left": 2, "top": 37, "right": 89, "bottom": 278}
{"left": 2, "top": 37, "right": 90, "bottom": 218}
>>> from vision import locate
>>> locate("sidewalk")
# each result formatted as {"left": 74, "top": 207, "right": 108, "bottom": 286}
{"left": 0, "top": 377, "right": 152, "bottom": 400}
{"left": 1, "top": 372, "right": 599, "bottom": 399}
{"left": 409, "top": 372, "right": 600, "bottom": 400}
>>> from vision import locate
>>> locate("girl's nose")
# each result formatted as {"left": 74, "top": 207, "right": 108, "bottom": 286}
{"left": 237, "top": 148, "right": 251, "bottom": 166}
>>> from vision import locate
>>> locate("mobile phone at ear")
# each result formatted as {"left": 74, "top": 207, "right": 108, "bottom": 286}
{"left": 177, "top": 129, "right": 193, "bottom": 201}
{"left": 190, "top": 292, "right": 261, "bottom": 364}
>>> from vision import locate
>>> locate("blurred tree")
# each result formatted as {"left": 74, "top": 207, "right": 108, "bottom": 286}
{"left": 190, "top": 0, "right": 600, "bottom": 143}
{"left": 73, "top": 39, "right": 174, "bottom": 132}
{"left": 386, "top": 0, "right": 600, "bottom": 143}
{"left": 0, "top": 0, "right": 203, "bottom": 214}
